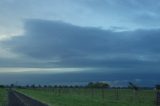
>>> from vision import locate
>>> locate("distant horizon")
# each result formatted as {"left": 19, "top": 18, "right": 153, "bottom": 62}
{"left": 0, "top": 71, "right": 159, "bottom": 87}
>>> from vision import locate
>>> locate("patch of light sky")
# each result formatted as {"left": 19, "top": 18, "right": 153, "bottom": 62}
{"left": 0, "top": 67, "right": 94, "bottom": 73}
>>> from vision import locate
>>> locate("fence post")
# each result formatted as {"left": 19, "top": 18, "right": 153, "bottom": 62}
{"left": 156, "top": 91, "right": 160, "bottom": 106}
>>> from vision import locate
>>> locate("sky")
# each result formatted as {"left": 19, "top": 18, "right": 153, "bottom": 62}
{"left": 0, "top": 0, "right": 160, "bottom": 86}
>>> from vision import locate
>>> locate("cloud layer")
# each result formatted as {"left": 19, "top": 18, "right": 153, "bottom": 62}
{"left": 2, "top": 19, "right": 160, "bottom": 74}
{"left": 1, "top": 0, "right": 160, "bottom": 85}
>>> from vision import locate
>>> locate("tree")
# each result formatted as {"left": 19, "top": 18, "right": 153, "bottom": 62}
{"left": 128, "top": 82, "right": 139, "bottom": 91}
{"left": 87, "top": 82, "right": 110, "bottom": 88}
{"left": 128, "top": 82, "right": 139, "bottom": 101}
{"left": 38, "top": 84, "right": 42, "bottom": 88}
{"left": 54, "top": 85, "right": 58, "bottom": 88}
{"left": 156, "top": 85, "right": 160, "bottom": 90}
{"left": 26, "top": 84, "right": 30, "bottom": 88}
{"left": 10, "top": 84, "right": 14, "bottom": 88}
{"left": 31, "top": 84, "right": 35, "bottom": 88}
{"left": 0, "top": 85, "right": 5, "bottom": 88}
{"left": 44, "top": 85, "right": 47, "bottom": 88}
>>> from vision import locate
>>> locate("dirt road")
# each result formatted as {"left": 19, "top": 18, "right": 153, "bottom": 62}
{"left": 8, "top": 90, "right": 48, "bottom": 106}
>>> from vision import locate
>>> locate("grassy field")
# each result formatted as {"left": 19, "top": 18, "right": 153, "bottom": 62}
{"left": 17, "top": 88, "right": 156, "bottom": 106}
{"left": 0, "top": 88, "right": 7, "bottom": 106}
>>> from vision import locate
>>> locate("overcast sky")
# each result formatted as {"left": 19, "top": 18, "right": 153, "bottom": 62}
{"left": 0, "top": 0, "right": 160, "bottom": 86}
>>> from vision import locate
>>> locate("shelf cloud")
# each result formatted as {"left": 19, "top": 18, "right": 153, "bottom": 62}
{"left": 1, "top": 0, "right": 160, "bottom": 86}
{"left": 2, "top": 19, "right": 160, "bottom": 73}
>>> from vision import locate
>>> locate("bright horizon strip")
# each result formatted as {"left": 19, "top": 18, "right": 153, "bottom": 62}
{"left": 0, "top": 67, "right": 94, "bottom": 73}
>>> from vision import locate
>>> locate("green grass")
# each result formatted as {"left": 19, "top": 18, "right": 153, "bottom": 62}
{"left": 17, "top": 88, "right": 156, "bottom": 106}
{"left": 0, "top": 88, "right": 7, "bottom": 106}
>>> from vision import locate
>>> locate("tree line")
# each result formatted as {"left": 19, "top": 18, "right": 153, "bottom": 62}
{"left": 0, "top": 82, "right": 159, "bottom": 89}
{"left": 0, "top": 82, "right": 110, "bottom": 89}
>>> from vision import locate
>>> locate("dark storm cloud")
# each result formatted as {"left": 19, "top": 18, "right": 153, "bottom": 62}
{"left": 5, "top": 19, "right": 160, "bottom": 72}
